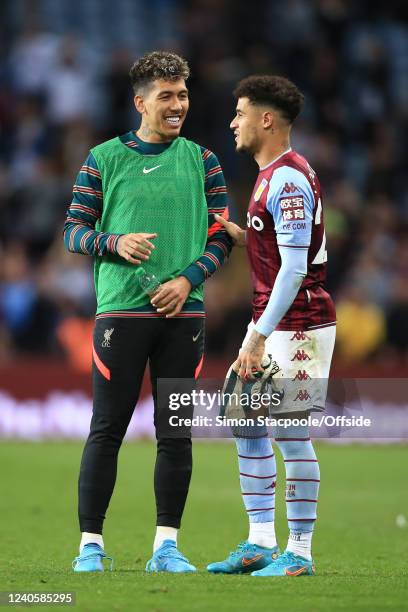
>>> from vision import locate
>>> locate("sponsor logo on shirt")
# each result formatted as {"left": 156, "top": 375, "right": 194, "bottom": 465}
{"left": 280, "top": 196, "right": 304, "bottom": 210}
{"left": 280, "top": 195, "right": 305, "bottom": 221}
{"left": 283, "top": 222, "right": 306, "bottom": 230}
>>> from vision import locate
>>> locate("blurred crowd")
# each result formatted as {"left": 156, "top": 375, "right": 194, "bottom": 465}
{"left": 0, "top": 0, "right": 408, "bottom": 370}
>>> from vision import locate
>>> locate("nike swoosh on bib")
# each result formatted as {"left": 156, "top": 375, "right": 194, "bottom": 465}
{"left": 143, "top": 165, "right": 161, "bottom": 174}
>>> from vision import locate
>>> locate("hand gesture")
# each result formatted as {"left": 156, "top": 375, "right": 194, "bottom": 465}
{"left": 117, "top": 233, "right": 157, "bottom": 264}
{"left": 214, "top": 214, "right": 246, "bottom": 247}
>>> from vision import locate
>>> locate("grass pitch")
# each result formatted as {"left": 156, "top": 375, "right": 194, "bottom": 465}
{"left": 0, "top": 441, "right": 407, "bottom": 611}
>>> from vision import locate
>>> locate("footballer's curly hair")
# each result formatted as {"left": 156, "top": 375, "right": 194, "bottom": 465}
{"left": 233, "top": 76, "right": 304, "bottom": 124}
{"left": 129, "top": 51, "right": 190, "bottom": 94}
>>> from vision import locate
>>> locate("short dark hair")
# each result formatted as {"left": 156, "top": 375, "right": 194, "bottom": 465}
{"left": 129, "top": 51, "right": 190, "bottom": 94}
{"left": 233, "top": 75, "right": 304, "bottom": 124}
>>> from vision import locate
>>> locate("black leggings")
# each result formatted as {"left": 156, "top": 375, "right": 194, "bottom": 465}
{"left": 78, "top": 316, "right": 205, "bottom": 533}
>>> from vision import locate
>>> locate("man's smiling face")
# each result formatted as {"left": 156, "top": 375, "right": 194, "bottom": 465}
{"left": 136, "top": 78, "right": 189, "bottom": 142}
{"left": 230, "top": 97, "right": 264, "bottom": 155}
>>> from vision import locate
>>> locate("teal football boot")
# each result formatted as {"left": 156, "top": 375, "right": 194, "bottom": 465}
{"left": 207, "top": 541, "right": 279, "bottom": 574}
{"left": 251, "top": 550, "right": 315, "bottom": 576}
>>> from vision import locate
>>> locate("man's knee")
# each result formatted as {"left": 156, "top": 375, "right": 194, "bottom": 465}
{"left": 156, "top": 437, "right": 192, "bottom": 456}
{"left": 87, "top": 416, "right": 128, "bottom": 447}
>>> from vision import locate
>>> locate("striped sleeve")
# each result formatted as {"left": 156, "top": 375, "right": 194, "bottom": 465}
{"left": 181, "top": 148, "right": 233, "bottom": 287}
{"left": 63, "top": 153, "right": 122, "bottom": 256}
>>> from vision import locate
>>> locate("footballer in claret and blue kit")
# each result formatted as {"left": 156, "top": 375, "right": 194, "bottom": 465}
{"left": 207, "top": 75, "right": 336, "bottom": 577}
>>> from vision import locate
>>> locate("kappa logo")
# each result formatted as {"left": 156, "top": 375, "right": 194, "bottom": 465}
{"left": 291, "top": 350, "right": 311, "bottom": 361}
{"left": 102, "top": 328, "right": 114, "bottom": 347}
{"left": 292, "top": 370, "right": 311, "bottom": 381}
{"left": 281, "top": 182, "right": 300, "bottom": 194}
{"left": 294, "top": 390, "right": 312, "bottom": 401}
{"left": 290, "top": 331, "right": 311, "bottom": 341}
{"left": 264, "top": 480, "right": 276, "bottom": 490}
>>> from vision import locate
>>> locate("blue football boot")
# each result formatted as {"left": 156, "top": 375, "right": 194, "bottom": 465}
{"left": 207, "top": 541, "right": 279, "bottom": 574}
{"left": 72, "top": 543, "right": 113, "bottom": 572}
{"left": 251, "top": 550, "right": 315, "bottom": 576}
{"left": 145, "top": 540, "right": 196, "bottom": 573}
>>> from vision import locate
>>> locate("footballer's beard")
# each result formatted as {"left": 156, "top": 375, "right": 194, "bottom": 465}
{"left": 236, "top": 138, "right": 258, "bottom": 155}
{"left": 236, "top": 128, "right": 260, "bottom": 155}
{"left": 159, "top": 114, "right": 186, "bottom": 140}
{"left": 236, "top": 142, "right": 250, "bottom": 153}
{"left": 139, "top": 117, "right": 184, "bottom": 142}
